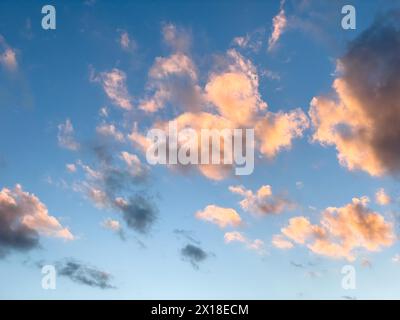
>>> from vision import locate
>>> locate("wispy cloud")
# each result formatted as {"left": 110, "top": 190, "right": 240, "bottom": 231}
{"left": 268, "top": 0, "right": 287, "bottom": 51}
{"left": 55, "top": 259, "right": 115, "bottom": 289}
{"left": 229, "top": 184, "right": 293, "bottom": 215}
{"left": 57, "top": 119, "right": 80, "bottom": 151}
{"left": 0, "top": 35, "right": 17, "bottom": 71}
{"left": 91, "top": 68, "right": 133, "bottom": 110}
{"left": 224, "top": 231, "right": 266, "bottom": 255}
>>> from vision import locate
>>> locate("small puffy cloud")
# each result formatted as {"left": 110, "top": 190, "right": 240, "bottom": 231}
{"left": 229, "top": 184, "right": 293, "bottom": 215}
{"left": 96, "top": 123, "right": 124, "bottom": 142}
{"left": 102, "top": 218, "right": 121, "bottom": 232}
{"left": 56, "top": 259, "right": 115, "bottom": 289}
{"left": 162, "top": 23, "right": 191, "bottom": 52}
{"left": 0, "top": 35, "right": 17, "bottom": 71}
{"left": 99, "top": 107, "right": 108, "bottom": 118}
{"left": 272, "top": 234, "right": 293, "bottom": 249}
{"left": 101, "top": 218, "right": 125, "bottom": 240}
{"left": 91, "top": 68, "right": 132, "bottom": 110}
{"left": 0, "top": 184, "right": 74, "bottom": 257}
{"left": 118, "top": 30, "right": 136, "bottom": 52}
{"left": 66, "top": 163, "right": 77, "bottom": 173}
{"left": 206, "top": 49, "right": 267, "bottom": 126}
{"left": 268, "top": 0, "right": 287, "bottom": 51}
{"left": 119, "top": 151, "right": 147, "bottom": 177}
{"left": 309, "top": 12, "right": 400, "bottom": 177}
{"left": 276, "top": 197, "right": 395, "bottom": 261}
{"left": 181, "top": 244, "right": 208, "bottom": 269}
{"left": 255, "top": 109, "right": 309, "bottom": 158}
{"left": 114, "top": 195, "right": 157, "bottom": 234}
{"left": 375, "top": 188, "right": 391, "bottom": 206}
{"left": 224, "top": 231, "right": 266, "bottom": 255}
{"left": 392, "top": 254, "right": 400, "bottom": 264}
{"left": 58, "top": 119, "right": 80, "bottom": 151}
{"left": 139, "top": 53, "right": 200, "bottom": 113}
{"left": 195, "top": 205, "right": 242, "bottom": 228}
{"left": 231, "top": 28, "right": 264, "bottom": 53}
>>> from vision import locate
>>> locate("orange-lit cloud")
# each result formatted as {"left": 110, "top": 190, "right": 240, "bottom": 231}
{"left": 268, "top": 0, "right": 287, "bottom": 51}
{"left": 0, "top": 35, "right": 17, "bottom": 71}
{"left": 276, "top": 197, "right": 395, "bottom": 261}
{"left": 195, "top": 205, "right": 242, "bottom": 228}
{"left": 0, "top": 185, "right": 74, "bottom": 249}
{"left": 96, "top": 123, "right": 124, "bottom": 142}
{"left": 375, "top": 188, "right": 391, "bottom": 206}
{"left": 309, "top": 14, "right": 400, "bottom": 176}
{"left": 131, "top": 45, "right": 308, "bottom": 180}
{"left": 272, "top": 234, "right": 293, "bottom": 249}
{"left": 224, "top": 231, "right": 265, "bottom": 255}
{"left": 91, "top": 68, "right": 133, "bottom": 110}
{"left": 229, "top": 184, "right": 293, "bottom": 215}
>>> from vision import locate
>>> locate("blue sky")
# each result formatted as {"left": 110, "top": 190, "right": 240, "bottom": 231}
{"left": 0, "top": 0, "right": 400, "bottom": 299}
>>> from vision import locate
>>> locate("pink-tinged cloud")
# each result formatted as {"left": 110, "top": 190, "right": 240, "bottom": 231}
{"left": 375, "top": 188, "right": 391, "bottom": 206}
{"left": 57, "top": 119, "right": 80, "bottom": 151}
{"left": 229, "top": 184, "right": 293, "bottom": 215}
{"left": 309, "top": 15, "right": 400, "bottom": 177}
{"left": 195, "top": 205, "right": 242, "bottom": 228}
{"left": 0, "top": 35, "right": 17, "bottom": 71}
{"left": 92, "top": 68, "right": 133, "bottom": 110}
{"left": 272, "top": 234, "right": 293, "bottom": 249}
{"left": 131, "top": 47, "right": 308, "bottom": 180}
{"left": 277, "top": 197, "right": 395, "bottom": 261}
{"left": 96, "top": 123, "right": 124, "bottom": 142}
{"left": 224, "top": 231, "right": 266, "bottom": 255}
{"left": 0, "top": 185, "right": 74, "bottom": 243}
{"left": 268, "top": 1, "right": 287, "bottom": 51}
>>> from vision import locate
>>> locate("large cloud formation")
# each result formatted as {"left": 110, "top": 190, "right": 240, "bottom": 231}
{"left": 130, "top": 27, "right": 309, "bottom": 180}
{"left": 309, "top": 11, "right": 400, "bottom": 177}
{"left": 273, "top": 196, "right": 395, "bottom": 261}
{"left": 0, "top": 184, "right": 74, "bottom": 257}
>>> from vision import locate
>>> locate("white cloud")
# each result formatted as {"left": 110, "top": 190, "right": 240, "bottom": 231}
{"left": 58, "top": 119, "right": 80, "bottom": 151}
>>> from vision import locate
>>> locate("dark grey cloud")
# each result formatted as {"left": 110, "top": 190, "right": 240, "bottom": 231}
{"left": 0, "top": 188, "right": 39, "bottom": 258}
{"left": 340, "top": 11, "right": 400, "bottom": 175}
{"left": 76, "top": 141, "right": 158, "bottom": 234}
{"left": 290, "top": 261, "right": 304, "bottom": 268}
{"left": 56, "top": 259, "right": 115, "bottom": 289}
{"left": 310, "top": 10, "right": 400, "bottom": 177}
{"left": 173, "top": 229, "right": 201, "bottom": 245}
{"left": 114, "top": 195, "right": 157, "bottom": 234}
{"left": 181, "top": 244, "right": 208, "bottom": 269}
